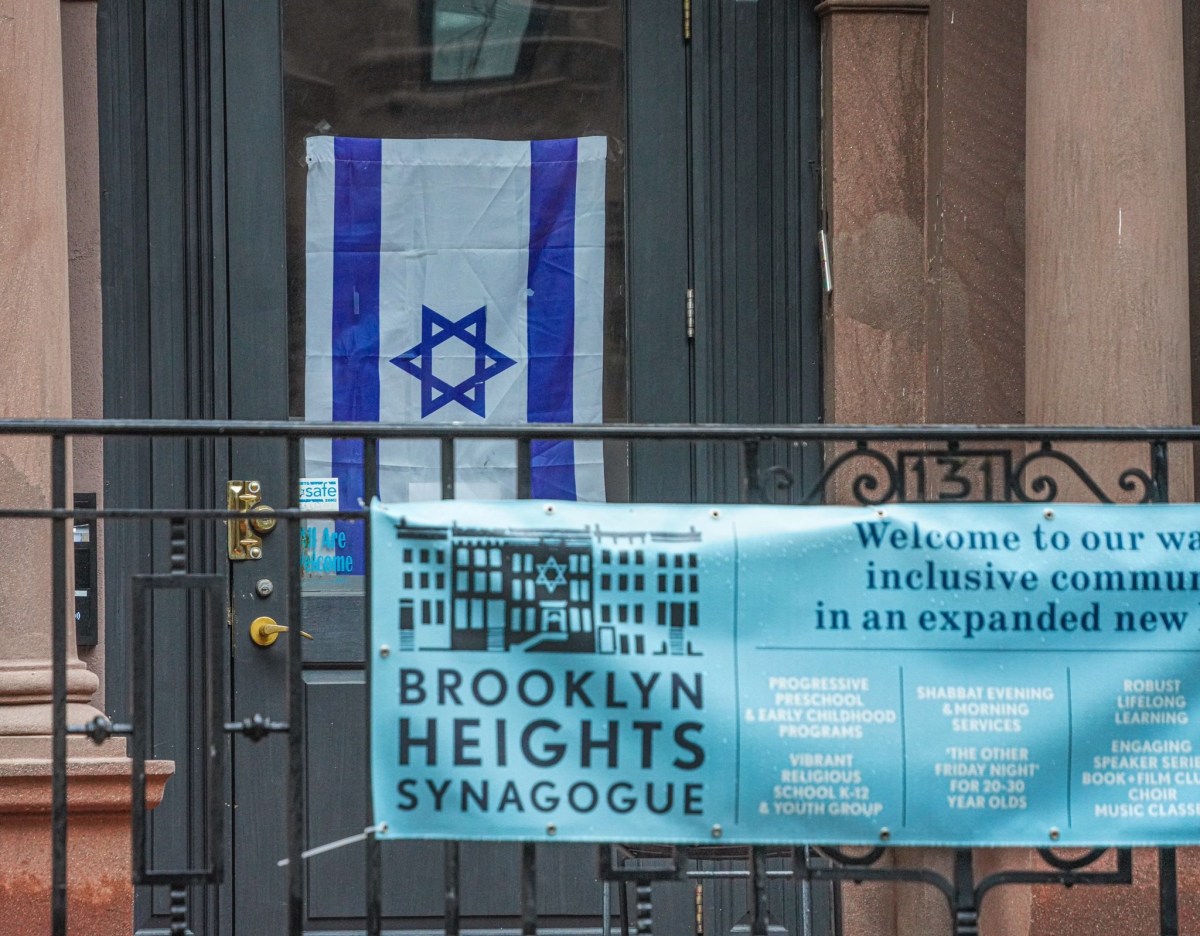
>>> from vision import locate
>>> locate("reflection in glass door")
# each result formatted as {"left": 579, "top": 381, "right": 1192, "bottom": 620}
{"left": 283, "top": 0, "right": 629, "bottom": 432}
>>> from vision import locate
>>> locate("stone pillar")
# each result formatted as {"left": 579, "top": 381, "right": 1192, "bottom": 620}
{"left": 818, "top": 0, "right": 930, "bottom": 433}
{"left": 817, "top": 3, "right": 938, "bottom": 935}
{"left": 925, "top": 0, "right": 1025, "bottom": 426}
{"left": 0, "top": 0, "right": 99, "bottom": 751}
{"left": 0, "top": 3, "right": 170, "bottom": 933}
{"left": 820, "top": 0, "right": 1037, "bottom": 933}
{"left": 1190, "top": 0, "right": 1200, "bottom": 495}
{"left": 64, "top": 0, "right": 107, "bottom": 708}
{"left": 926, "top": 1, "right": 1033, "bottom": 933}
{"left": 1026, "top": 3, "right": 1196, "bottom": 933}
{"left": 1026, "top": 0, "right": 1192, "bottom": 495}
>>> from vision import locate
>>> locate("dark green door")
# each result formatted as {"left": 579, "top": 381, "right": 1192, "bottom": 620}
{"left": 222, "top": 2, "right": 697, "bottom": 932}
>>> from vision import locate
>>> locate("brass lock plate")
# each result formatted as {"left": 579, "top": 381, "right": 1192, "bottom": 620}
{"left": 227, "top": 480, "right": 275, "bottom": 561}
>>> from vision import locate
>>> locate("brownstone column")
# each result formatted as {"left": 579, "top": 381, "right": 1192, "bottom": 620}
{"left": 1026, "top": 3, "right": 1196, "bottom": 933}
{"left": 818, "top": 0, "right": 930, "bottom": 432}
{"left": 817, "top": 3, "right": 940, "bottom": 935}
{"left": 820, "top": 0, "right": 1038, "bottom": 933}
{"left": 1026, "top": 0, "right": 1192, "bottom": 494}
{"left": 64, "top": 0, "right": 108, "bottom": 707}
{"left": 0, "top": 3, "right": 169, "bottom": 933}
{"left": 926, "top": 2, "right": 1033, "bottom": 932}
{"left": 0, "top": 0, "right": 99, "bottom": 753}
{"left": 924, "top": 0, "right": 1025, "bottom": 426}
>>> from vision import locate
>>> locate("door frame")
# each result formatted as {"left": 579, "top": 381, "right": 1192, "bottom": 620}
{"left": 99, "top": 0, "right": 823, "bottom": 930}
{"left": 99, "top": 0, "right": 232, "bottom": 930}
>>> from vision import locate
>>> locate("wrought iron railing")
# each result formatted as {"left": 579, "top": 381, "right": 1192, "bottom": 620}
{"left": 6, "top": 419, "right": 1195, "bottom": 936}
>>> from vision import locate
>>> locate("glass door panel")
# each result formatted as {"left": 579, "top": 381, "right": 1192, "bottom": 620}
{"left": 276, "top": 3, "right": 640, "bottom": 930}
{"left": 282, "top": 0, "right": 628, "bottom": 431}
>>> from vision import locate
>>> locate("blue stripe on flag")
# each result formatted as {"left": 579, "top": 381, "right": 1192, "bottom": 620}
{"left": 527, "top": 138, "right": 579, "bottom": 500}
{"left": 331, "top": 137, "right": 382, "bottom": 568}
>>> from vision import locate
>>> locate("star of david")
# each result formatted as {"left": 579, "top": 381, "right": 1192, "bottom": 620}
{"left": 390, "top": 305, "right": 516, "bottom": 418}
{"left": 534, "top": 556, "right": 569, "bottom": 594}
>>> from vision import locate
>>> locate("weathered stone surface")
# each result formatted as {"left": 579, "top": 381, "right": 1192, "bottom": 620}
{"left": 0, "top": 759, "right": 172, "bottom": 936}
{"left": 1026, "top": 0, "right": 1192, "bottom": 498}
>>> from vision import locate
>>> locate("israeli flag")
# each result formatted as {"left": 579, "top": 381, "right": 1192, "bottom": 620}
{"left": 304, "top": 136, "right": 606, "bottom": 570}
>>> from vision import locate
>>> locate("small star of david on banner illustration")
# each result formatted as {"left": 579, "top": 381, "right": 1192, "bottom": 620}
{"left": 389, "top": 305, "right": 516, "bottom": 418}
{"left": 534, "top": 556, "right": 569, "bottom": 594}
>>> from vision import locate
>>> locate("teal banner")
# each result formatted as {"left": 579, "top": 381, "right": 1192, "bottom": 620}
{"left": 370, "top": 501, "right": 1200, "bottom": 846}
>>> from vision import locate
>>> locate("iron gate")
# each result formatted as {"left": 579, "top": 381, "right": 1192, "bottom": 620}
{"left": 12, "top": 419, "right": 1194, "bottom": 935}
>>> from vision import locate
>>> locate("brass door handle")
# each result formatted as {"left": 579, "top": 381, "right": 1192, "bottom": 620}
{"left": 249, "top": 504, "right": 276, "bottom": 533}
{"left": 250, "top": 616, "right": 313, "bottom": 647}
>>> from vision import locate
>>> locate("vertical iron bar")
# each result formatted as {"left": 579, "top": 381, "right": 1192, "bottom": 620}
{"left": 800, "top": 846, "right": 814, "bottom": 936}
{"left": 180, "top": 4, "right": 209, "bottom": 913}
{"left": 743, "top": 440, "right": 762, "bottom": 503}
{"left": 599, "top": 846, "right": 629, "bottom": 936}
{"left": 517, "top": 437, "right": 532, "bottom": 499}
{"left": 205, "top": 580, "right": 224, "bottom": 882}
{"left": 51, "top": 434, "right": 68, "bottom": 934}
{"left": 444, "top": 841, "right": 461, "bottom": 936}
{"left": 286, "top": 435, "right": 304, "bottom": 935}
{"left": 1159, "top": 848, "right": 1179, "bottom": 936}
{"left": 363, "top": 435, "right": 379, "bottom": 507}
{"left": 952, "top": 848, "right": 978, "bottom": 936}
{"left": 363, "top": 436, "right": 382, "bottom": 936}
{"left": 598, "top": 842, "right": 613, "bottom": 876}
{"left": 131, "top": 580, "right": 149, "bottom": 883}
{"left": 169, "top": 516, "right": 187, "bottom": 573}
{"left": 520, "top": 841, "right": 538, "bottom": 935}
{"left": 601, "top": 880, "right": 612, "bottom": 936}
{"left": 1151, "top": 440, "right": 1169, "bottom": 504}
{"left": 169, "top": 884, "right": 188, "bottom": 936}
{"left": 441, "top": 437, "right": 456, "bottom": 499}
{"left": 749, "top": 846, "right": 769, "bottom": 935}
{"left": 1148, "top": 418, "right": 1171, "bottom": 936}
{"left": 794, "top": 846, "right": 816, "bottom": 936}
{"left": 634, "top": 880, "right": 653, "bottom": 935}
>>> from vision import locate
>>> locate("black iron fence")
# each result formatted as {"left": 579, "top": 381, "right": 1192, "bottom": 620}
{"left": 8, "top": 419, "right": 1197, "bottom": 935}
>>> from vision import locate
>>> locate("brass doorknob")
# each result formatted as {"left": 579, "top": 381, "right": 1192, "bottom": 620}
{"left": 250, "top": 504, "right": 277, "bottom": 534}
{"left": 249, "top": 616, "right": 313, "bottom": 647}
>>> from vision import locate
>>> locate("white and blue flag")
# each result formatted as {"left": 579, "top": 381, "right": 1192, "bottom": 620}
{"left": 304, "top": 136, "right": 607, "bottom": 570}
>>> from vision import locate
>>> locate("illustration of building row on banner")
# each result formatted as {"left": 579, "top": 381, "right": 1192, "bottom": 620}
{"left": 392, "top": 522, "right": 703, "bottom": 657}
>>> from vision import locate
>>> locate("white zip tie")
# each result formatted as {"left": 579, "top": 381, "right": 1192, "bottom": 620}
{"left": 277, "top": 822, "right": 388, "bottom": 867}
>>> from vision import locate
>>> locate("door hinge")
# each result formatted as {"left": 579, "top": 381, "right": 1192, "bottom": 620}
{"left": 686, "top": 287, "right": 696, "bottom": 340}
{"left": 684, "top": 0, "right": 691, "bottom": 41}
